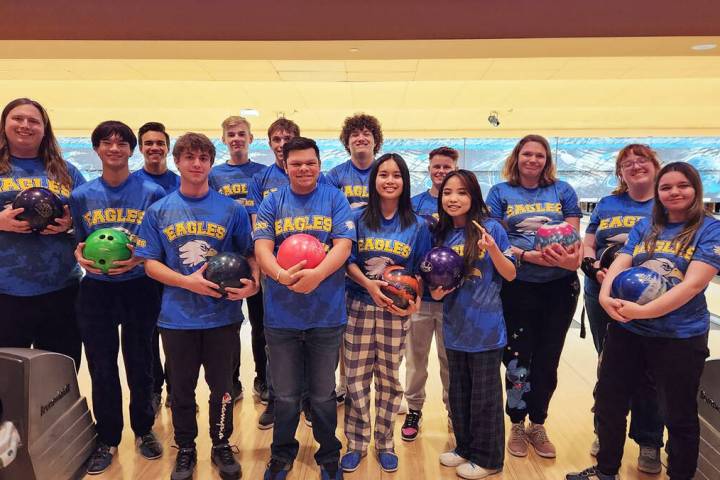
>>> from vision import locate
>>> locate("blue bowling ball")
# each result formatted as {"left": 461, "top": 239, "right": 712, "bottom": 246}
{"left": 611, "top": 266, "right": 667, "bottom": 305}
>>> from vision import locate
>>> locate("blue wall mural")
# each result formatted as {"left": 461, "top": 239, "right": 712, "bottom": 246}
{"left": 60, "top": 136, "right": 720, "bottom": 201}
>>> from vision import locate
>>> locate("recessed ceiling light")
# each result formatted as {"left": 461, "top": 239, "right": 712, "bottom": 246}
{"left": 240, "top": 108, "right": 259, "bottom": 116}
{"left": 691, "top": 43, "right": 717, "bottom": 51}
{"left": 349, "top": 48, "right": 359, "bottom": 53}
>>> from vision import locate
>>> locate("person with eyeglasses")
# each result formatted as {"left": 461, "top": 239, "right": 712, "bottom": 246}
{"left": 580, "top": 144, "right": 665, "bottom": 474}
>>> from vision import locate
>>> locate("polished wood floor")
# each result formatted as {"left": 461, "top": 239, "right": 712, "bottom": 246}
{"left": 78, "top": 311, "right": 720, "bottom": 480}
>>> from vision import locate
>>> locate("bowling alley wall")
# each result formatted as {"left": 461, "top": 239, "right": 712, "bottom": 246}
{"left": 59, "top": 136, "right": 720, "bottom": 203}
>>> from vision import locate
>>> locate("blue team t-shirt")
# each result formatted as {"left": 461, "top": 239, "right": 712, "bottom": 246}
{"left": 584, "top": 193, "right": 653, "bottom": 296}
{"left": 412, "top": 190, "right": 441, "bottom": 302}
{"left": 0, "top": 157, "right": 87, "bottom": 296}
{"left": 347, "top": 209, "right": 431, "bottom": 305}
{"left": 618, "top": 216, "right": 720, "bottom": 339}
{"left": 247, "top": 163, "right": 327, "bottom": 215}
{"left": 209, "top": 160, "right": 267, "bottom": 209}
{"left": 441, "top": 219, "right": 513, "bottom": 353}
{"left": 485, "top": 180, "right": 582, "bottom": 283}
{"left": 136, "top": 189, "right": 253, "bottom": 330}
{"left": 131, "top": 168, "right": 180, "bottom": 195}
{"left": 69, "top": 174, "right": 165, "bottom": 282}
{"left": 253, "top": 183, "right": 356, "bottom": 330}
{"left": 326, "top": 160, "right": 372, "bottom": 208}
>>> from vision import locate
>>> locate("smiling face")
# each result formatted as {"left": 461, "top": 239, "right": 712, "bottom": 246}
{"left": 222, "top": 122, "right": 253, "bottom": 161}
{"left": 441, "top": 175, "right": 471, "bottom": 220}
{"left": 348, "top": 128, "right": 375, "bottom": 161}
{"left": 375, "top": 159, "right": 403, "bottom": 201}
{"left": 95, "top": 134, "right": 132, "bottom": 172}
{"left": 517, "top": 141, "right": 547, "bottom": 182}
{"left": 139, "top": 130, "right": 168, "bottom": 168}
{"left": 285, "top": 148, "right": 320, "bottom": 194}
{"left": 428, "top": 154, "right": 457, "bottom": 190}
{"left": 268, "top": 128, "right": 295, "bottom": 165}
{"left": 619, "top": 151, "right": 658, "bottom": 191}
{"left": 4, "top": 104, "right": 45, "bottom": 157}
{"left": 657, "top": 170, "right": 695, "bottom": 221}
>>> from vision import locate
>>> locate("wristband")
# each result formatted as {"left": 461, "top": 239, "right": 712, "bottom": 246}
{"left": 515, "top": 250, "right": 525, "bottom": 267}
{"left": 276, "top": 269, "right": 282, "bottom": 284}
{"left": 581, "top": 257, "right": 600, "bottom": 280}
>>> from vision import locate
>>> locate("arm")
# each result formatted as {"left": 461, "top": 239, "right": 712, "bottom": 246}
{"left": 288, "top": 238, "right": 352, "bottom": 294}
{"left": 144, "top": 259, "right": 222, "bottom": 298}
{"left": 598, "top": 252, "right": 633, "bottom": 322}
{"left": 254, "top": 238, "right": 306, "bottom": 287}
{"left": 347, "top": 262, "right": 392, "bottom": 308}
{"left": 0, "top": 205, "right": 31, "bottom": 233}
{"left": 539, "top": 216, "right": 582, "bottom": 271}
{"left": 475, "top": 221, "right": 516, "bottom": 281}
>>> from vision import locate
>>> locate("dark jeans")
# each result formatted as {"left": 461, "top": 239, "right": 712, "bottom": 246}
{"left": 596, "top": 323, "right": 708, "bottom": 479}
{"left": 152, "top": 282, "right": 167, "bottom": 395}
{"left": 0, "top": 283, "right": 81, "bottom": 371}
{"left": 161, "top": 323, "right": 239, "bottom": 448}
{"left": 584, "top": 289, "right": 663, "bottom": 448}
{"left": 76, "top": 276, "right": 159, "bottom": 446}
{"left": 265, "top": 326, "right": 343, "bottom": 466}
{"left": 500, "top": 273, "right": 580, "bottom": 424}
{"left": 447, "top": 348, "right": 504, "bottom": 470}
{"left": 233, "top": 289, "right": 267, "bottom": 386}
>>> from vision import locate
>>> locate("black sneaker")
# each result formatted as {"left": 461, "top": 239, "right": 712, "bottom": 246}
{"left": 263, "top": 458, "right": 292, "bottom": 480}
{"left": 136, "top": 431, "right": 163, "bottom": 459}
{"left": 401, "top": 409, "right": 422, "bottom": 441}
{"left": 86, "top": 443, "right": 117, "bottom": 475}
{"left": 258, "top": 400, "right": 275, "bottom": 430}
{"left": 151, "top": 392, "right": 162, "bottom": 417}
{"left": 211, "top": 443, "right": 242, "bottom": 479}
{"left": 321, "top": 461, "right": 343, "bottom": 480}
{"left": 253, "top": 377, "right": 270, "bottom": 405}
{"left": 336, "top": 394, "right": 345, "bottom": 407}
{"left": 232, "top": 382, "right": 243, "bottom": 403}
{"left": 302, "top": 401, "right": 312, "bottom": 427}
{"left": 171, "top": 447, "right": 197, "bottom": 480}
{"left": 566, "top": 466, "right": 618, "bottom": 480}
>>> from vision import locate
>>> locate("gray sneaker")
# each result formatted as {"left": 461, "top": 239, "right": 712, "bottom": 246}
{"left": 637, "top": 445, "right": 662, "bottom": 474}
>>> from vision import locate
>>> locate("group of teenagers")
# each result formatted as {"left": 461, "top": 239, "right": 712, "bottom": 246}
{"left": 0, "top": 97, "right": 718, "bottom": 480}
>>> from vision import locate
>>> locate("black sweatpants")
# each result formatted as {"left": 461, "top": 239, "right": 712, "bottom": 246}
{"left": 152, "top": 283, "right": 167, "bottom": 396}
{"left": 233, "top": 288, "right": 267, "bottom": 386}
{"left": 447, "top": 347, "right": 505, "bottom": 470}
{"left": 0, "top": 283, "right": 82, "bottom": 371}
{"left": 161, "top": 323, "right": 240, "bottom": 448}
{"left": 596, "top": 323, "right": 708, "bottom": 479}
{"left": 500, "top": 273, "right": 580, "bottom": 424}
{"left": 76, "top": 276, "right": 159, "bottom": 446}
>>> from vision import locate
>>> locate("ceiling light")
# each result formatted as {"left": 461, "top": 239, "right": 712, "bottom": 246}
{"left": 349, "top": 48, "right": 359, "bottom": 53}
{"left": 240, "top": 108, "right": 259, "bottom": 116}
{"left": 691, "top": 43, "right": 717, "bottom": 51}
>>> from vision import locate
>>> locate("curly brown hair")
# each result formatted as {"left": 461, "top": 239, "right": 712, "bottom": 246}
{"left": 339, "top": 113, "right": 383, "bottom": 155}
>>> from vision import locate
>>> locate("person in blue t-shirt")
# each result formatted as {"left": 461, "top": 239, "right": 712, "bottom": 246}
{"left": 69, "top": 121, "right": 166, "bottom": 475}
{"left": 132, "top": 121, "right": 179, "bottom": 195}
{"left": 580, "top": 144, "right": 663, "bottom": 472}
{"left": 327, "top": 113, "right": 384, "bottom": 209}
{"left": 0, "top": 98, "right": 86, "bottom": 370}
{"left": 131, "top": 121, "right": 179, "bottom": 416}
{"left": 485, "top": 134, "right": 583, "bottom": 459}
{"left": 210, "top": 116, "right": 269, "bottom": 407}
{"left": 137, "top": 133, "right": 257, "bottom": 480}
{"left": 431, "top": 170, "right": 516, "bottom": 480}
{"left": 567, "top": 162, "right": 719, "bottom": 480}
{"left": 403, "top": 145, "right": 458, "bottom": 441}
{"left": 340, "top": 153, "right": 430, "bottom": 474}
{"left": 253, "top": 137, "right": 354, "bottom": 480}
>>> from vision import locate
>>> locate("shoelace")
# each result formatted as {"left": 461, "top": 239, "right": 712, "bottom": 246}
{"left": 90, "top": 445, "right": 112, "bottom": 464}
{"left": 529, "top": 426, "right": 549, "bottom": 443}
{"left": 213, "top": 444, "right": 239, "bottom": 465}
{"left": 404, "top": 411, "right": 420, "bottom": 427}
{"left": 511, "top": 423, "right": 526, "bottom": 437}
{"left": 173, "top": 447, "right": 196, "bottom": 471}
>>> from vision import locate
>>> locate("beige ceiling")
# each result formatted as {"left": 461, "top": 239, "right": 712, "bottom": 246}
{"left": 1, "top": 38, "right": 720, "bottom": 138}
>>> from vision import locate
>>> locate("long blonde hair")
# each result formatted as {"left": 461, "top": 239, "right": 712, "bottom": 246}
{"left": 0, "top": 98, "right": 72, "bottom": 187}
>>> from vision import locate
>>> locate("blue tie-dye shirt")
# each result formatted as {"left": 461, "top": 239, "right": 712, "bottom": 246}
{"left": 131, "top": 168, "right": 180, "bottom": 195}
{"left": 209, "top": 160, "right": 267, "bottom": 208}
{"left": 326, "top": 160, "right": 372, "bottom": 209}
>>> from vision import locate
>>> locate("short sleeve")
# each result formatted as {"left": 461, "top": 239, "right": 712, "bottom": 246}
{"left": 68, "top": 192, "right": 89, "bottom": 241}
{"left": 135, "top": 208, "right": 165, "bottom": 261}
{"left": 485, "top": 185, "right": 505, "bottom": 220}
{"left": 252, "top": 192, "right": 277, "bottom": 241}
{"left": 560, "top": 182, "right": 582, "bottom": 218}
{"left": 330, "top": 191, "right": 355, "bottom": 241}
{"left": 691, "top": 219, "right": 720, "bottom": 271}
{"left": 231, "top": 204, "right": 254, "bottom": 257}
{"left": 585, "top": 200, "right": 602, "bottom": 235}
{"left": 410, "top": 222, "right": 432, "bottom": 274}
{"left": 246, "top": 175, "right": 262, "bottom": 215}
{"left": 491, "top": 220, "right": 514, "bottom": 261}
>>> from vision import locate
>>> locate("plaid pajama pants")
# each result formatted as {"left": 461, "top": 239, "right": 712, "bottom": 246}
{"left": 344, "top": 296, "right": 408, "bottom": 453}
{"left": 447, "top": 347, "right": 505, "bottom": 470}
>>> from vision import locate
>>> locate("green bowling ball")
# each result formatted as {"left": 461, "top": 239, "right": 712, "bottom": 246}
{"left": 83, "top": 228, "right": 132, "bottom": 274}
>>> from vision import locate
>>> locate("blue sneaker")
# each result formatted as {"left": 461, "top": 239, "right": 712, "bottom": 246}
{"left": 378, "top": 451, "right": 399, "bottom": 472}
{"left": 320, "top": 462, "right": 343, "bottom": 480}
{"left": 264, "top": 459, "right": 292, "bottom": 480}
{"left": 340, "top": 450, "right": 365, "bottom": 472}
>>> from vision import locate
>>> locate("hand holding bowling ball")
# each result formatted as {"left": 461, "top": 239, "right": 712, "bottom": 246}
{"left": 380, "top": 265, "right": 421, "bottom": 314}
{"left": 204, "top": 252, "right": 255, "bottom": 299}
{"left": 82, "top": 228, "right": 133, "bottom": 274}
{"left": 420, "top": 247, "right": 463, "bottom": 291}
{"left": 276, "top": 233, "right": 326, "bottom": 270}
{"left": 534, "top": 221, "right": 581, "bottom": 252}
{"left": 0, "top": 203, "right": 32, "bottom": 233}
{"left": 11, "top": 187, "right": 64, "bottom": 232}
{"left": 611, "top": 266, "right": 667, "bottom": 306}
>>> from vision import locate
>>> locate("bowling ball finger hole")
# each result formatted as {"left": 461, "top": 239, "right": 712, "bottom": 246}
{"left": 98, "top": 259, "right": 106, "bottom": 265}
{"left": 99, "top": 234, "right": 106, "bottom": 240}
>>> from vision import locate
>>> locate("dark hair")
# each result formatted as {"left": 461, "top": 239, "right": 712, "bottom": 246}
{"left": 643, "top": 162, "right": 709, "bottom": 257}
{"left": 429, "top": 146, "right": 459, "bottom": 162}
{"left": 361, "top": 153, "right": 416, "bottom": 232}
{"left": 0, "top": 98, "right": 72, "bottom": 187}
{"left": 435, "top": 170, "right": 491, "bottom": 277}
{"left": 267, "top": 118, "right": 300, "bottom": 139}
{"left": 339, "top": 113, "right": 383, "bottom": 155}
{"left": 91, "top": 121, "right": 137, "bottom": 151}
{"left": 138, "top": 121, "right": 170, "bottom": 147}
{"left": 502, "top": 134, "right": 556, "bottom": 187}
{"left": 172, "top": 132, "right": 216, "bottom": 164}
{"left": 282, "top": 136, "right": 320, "bottom": 164}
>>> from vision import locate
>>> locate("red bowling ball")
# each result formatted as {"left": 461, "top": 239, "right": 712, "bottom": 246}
{"left": 276, "top": 233, "right": 327, "bottom": 270}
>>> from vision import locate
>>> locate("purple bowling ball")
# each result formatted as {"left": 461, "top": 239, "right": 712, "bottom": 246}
{"left": 419, "top": 247, "right": 464, "bottom": 290}
{"left": 12, "top": 187, "right": 64, "bottom": 231}
{"left": 611, "top": 266, "right": 667, "bottom": 305}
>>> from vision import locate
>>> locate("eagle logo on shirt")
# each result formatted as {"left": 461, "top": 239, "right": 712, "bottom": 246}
{"left": 364, "top": 256, "right": 393, "bottom": 279}
{"left": 179, "top": 240, "right": 217, "bottom": 267}
{"left": 640, "top": 258, "right": 684, "bottom": 286}
{"left": 515, "top": 216, "right": 551, "bottom": 233}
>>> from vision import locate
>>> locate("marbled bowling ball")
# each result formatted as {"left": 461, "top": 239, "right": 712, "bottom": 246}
{"left": 611, "top": 266, "right": 667, "bottom": 305}
{"left": 381, "top": 265, "right": 420, "bottom": 309}
{"left": 533, "top": 220, "right": 581, "bottom": 251}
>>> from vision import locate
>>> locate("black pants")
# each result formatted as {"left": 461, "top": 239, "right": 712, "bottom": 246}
{"left": 447, "top": 348, "right": 504, "bottom": 470}
{"left": 0, "top": 283, "right": 81, "bottom": 371}
{"left": 500, "top": 273, "right": 580, "bottom": 424}
{"left": 233, "top": 288, "right": 267, "bottom": 385}
{"left": 76, "top": 276, "right": 159, "bottom": 446}
{"left": 161, "top": 323, "right": 239, "bottom": 448}
{"left": 596, "top": 323, "right": 708, "bottom": 479}
{"left": 152, "top": 283, "right": 167, "bottom": 395}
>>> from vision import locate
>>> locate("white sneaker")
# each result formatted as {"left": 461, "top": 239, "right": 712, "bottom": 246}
{"left": 439, "top": 451, "right": 466, "bottom": 467}
{"left": 456, "top": 462, "right": 500, "bottom": 479}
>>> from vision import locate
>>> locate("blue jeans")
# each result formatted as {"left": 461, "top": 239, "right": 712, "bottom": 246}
{"left": 265, "top": 325, "right": 344, "bottom": 466}
{"left": 584, "top": 288, "right": 664, "bottom": 448}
